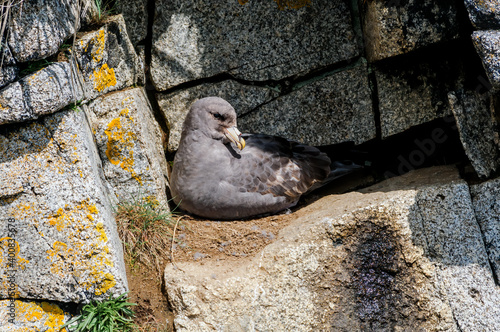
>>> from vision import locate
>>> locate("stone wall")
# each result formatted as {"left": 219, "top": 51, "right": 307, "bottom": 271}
{"left": 0, "top": 0, "right": 499, "bottom": 329}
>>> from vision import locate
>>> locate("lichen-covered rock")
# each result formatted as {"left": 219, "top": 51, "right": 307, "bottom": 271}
{"left": 361, "top": 0, "right": 459, "bottom": 62}
{"left": 87, "top": 87, "right": 169, "bottom": 206}
{"left": 72, "top": 14, "right": 143, "bottom": 101}
{"left": 8, "top": 0, "right": 94, "bottom": 63}
{"left": 156, "top": 80, "right": 279, "bottom": 152}
{"left": 0, "top": 300, "right": 70, "bottom": 331}
{"left": 0, "top": 110, "right": 128, "bottom": 303}
{"left": 0, "top": 62, "right": 82, "bottom": 125}
{"left": 151, "top": 0, "right": 360, "bottom": 90}
{"left": 166, "top": 166, "right": 500, "bottom": 331}
{"left": 376, "top": 58, "right": 463, "bottom": 138}
{"left": 238, "top": 64, "right": 375, "bottom": 146}
{"left": 117, "top": 0, "right": 149, "bottom": 46}
{"left": 473, "top": 30, "right": 500, "bottom": 90}
{"left": 470, "top": 177, "right": 500, "bottom": 282}
{"left": 464, "top": 0, "right": 500, "bottom": 30}
{"left": 448, "top": 90, "right": 500, "bottom": 178}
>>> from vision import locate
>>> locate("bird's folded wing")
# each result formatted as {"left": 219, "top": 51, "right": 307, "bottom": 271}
{"left": 229, "top": 134, "right": 331, "bottom": 200}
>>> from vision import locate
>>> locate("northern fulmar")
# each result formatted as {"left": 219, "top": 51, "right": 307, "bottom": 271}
{"left": 170, "top": 97, "right": 358, "bottom": 220}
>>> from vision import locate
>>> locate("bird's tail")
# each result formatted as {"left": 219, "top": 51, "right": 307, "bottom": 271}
{"left": 305, "top": 160, "right": 364, "bottom": 193}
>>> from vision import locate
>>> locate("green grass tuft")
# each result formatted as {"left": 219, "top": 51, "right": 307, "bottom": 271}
{"left": 116, "top": 196, "right": 180, "bottom": 272}
{"left": 62, "top": 292, "right": 137, "bottom": 332}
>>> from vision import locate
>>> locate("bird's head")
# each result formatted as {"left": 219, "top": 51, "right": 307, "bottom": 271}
{"left": 185, "top": 97, "right": 246, "bottom": 150}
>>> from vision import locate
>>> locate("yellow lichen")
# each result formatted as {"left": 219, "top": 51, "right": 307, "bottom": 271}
{"left": 104, "top": 112, "right": 143, "bottom": 185}
{"left": 12, "top": 301, "right": 67, "bottom": 331}
{"left": 90, "top": 63, "right": 117, "bottom": 92}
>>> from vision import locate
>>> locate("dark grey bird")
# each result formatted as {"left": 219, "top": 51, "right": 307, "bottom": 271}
{"left": 170, "top": 97, "right": 359, "bottom": 220}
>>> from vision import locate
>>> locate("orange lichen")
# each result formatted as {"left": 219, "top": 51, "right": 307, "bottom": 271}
{"left": 0, "top": 237, "right": 29, "bottom": 269}
{"left": 91, "top": 63, "right": 117, "bottom": 92}
{"left": 11, "top": 301, "right": 68, "bottom": 331}
{"left": 104, "top": 111, "right": 143, "bottom": 185}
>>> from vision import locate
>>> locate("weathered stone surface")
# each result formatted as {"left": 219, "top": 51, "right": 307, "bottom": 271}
{"left": 0, "top": 300, "right": 70, "bottom": 331}
{"left": 0, "top": 62, "right": 82, "bottom": 125}
{"left": 72, "top": 14, "right": 143, "bottom": 101}
{"left": 8, "top": 0, "right": 94, "bottom": 63}
{"left": 471, "top": 177, "right": 500, "bottom": 281}
{"left": 117, "top": 0, "right": 148, "bottom": 46}
{"left": 361, "top": 0, "right": 459, "bottom": 62}
{"left": 473, "top": 30, "right": 500, "bottom": 90}
{"left": 238, "top": 64, "right": 375, "bottom": 146}
{"left": 0, "top": 81, "right": 29, "bottom": 125}
{"left": 157, "top": 80, "right": 279, "bottom": 152}
{"left": 376, "top": 58, "right": 463, "bottom": 138}
{"left": 464, "top": 0, "right": 500, "bottom": 30}
{"left": 0, "top": 42, "right": 18, "bottom": 88}
{"left": 87, "top": 87, "right": 169, "bottom": 205}
{"left": 151, "top": 0, "right": 360, "bottom": 90}
{"left": 0, "top": 110, "right": 128, "bottom": 303}
{"left": 448, "top": 90, "right": 500, "bottom": 178}
{"left": 166, "top": 166, "right": 499, "bottom": 331}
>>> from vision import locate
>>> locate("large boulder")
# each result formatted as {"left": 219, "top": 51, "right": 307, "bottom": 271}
{"left": 473, "top": 30, "right": 500, "bottom": 90}
{"left": 0, "top": 110, "right": 128, "bottom": 303}
{"left": 464, "top": 0, "right": 500, "bottom": 30}
{"left": 151, "top": 0, "right": 360, "bottom": 90}
{"left": 72, "top": 15, "right": 143, "bottom": 101}
{"left": 165, "top": 166, "right": 500, "bottom": 331}
{"left": 8, "top": 0, "right": 94, "bottom": 63}
{"left": 87, "top": 87, "right": 169, "bottom": 205}
{"left": 361, "top": 0, "right": 459, "bottom": 62}
{"left": 448, "top": 90, "right": 500, "bottom": 178}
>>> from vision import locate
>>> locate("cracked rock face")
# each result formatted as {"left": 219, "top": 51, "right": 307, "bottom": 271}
{"left": 238, "top": 64, "right": 375, "bottom": 146}
{"left": 165, "top": 166, "right": 500, "bottom": 331}
{"left": 151, "top": 0, "right": 360, "bottom": 91}
{"left": 0, "top": 110, "right": 128, "bottom": 303}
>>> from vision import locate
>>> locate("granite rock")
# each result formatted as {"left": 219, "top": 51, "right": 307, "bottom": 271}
{"left": 0, "top": 300, "right": 70, "bottom": 331}
{"left": 8, "top": 0, "right": 94, "bottom": 63}
{"left": 87, "top": 88, "right": 169, "bottom": 206}
{"left": 470, "top": 177, "right": 500, "bottom": 282}
{"left": 0, "top": 110, "right": 128, "bottom": 303}
{"left": 151, "top": 0, "right": 360, "bottom": 90}
{"left": 117, "top": 0, "right": 149, "bottom": 46}
{"left": 464, "top": 0, "right": 500, "bottom": 30}
{"left": 0, "top": 41, "right": 18, "bottom": 88}
{"left": 0, "top": 62, "right": 82, "bottom": 126}
{"left": 448, "top": 90, "right": 500, "bottom": 178}
{"left": 473, "top": 30, "right": 500, "bottom": 90}
{"left": 72, "top": 14, "right": 143, "bottom": 101}
{"left": 376, "top": 57, "right": 463, "bottom": 138}
{"left": 156, "top": 80, "right": 279, "bottom": 152}
{"left": 361, "top": 0, "right": 459, "bottom": 62}
{"left": 238, "top": 64, "right": 375, "bottom": 146}
{"left": 165, "top": 166, "right": 500, "bottom": 331}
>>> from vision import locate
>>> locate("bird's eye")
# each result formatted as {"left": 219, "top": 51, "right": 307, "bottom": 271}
{"left": 213, "top": 113, "right": 225, "bottom": 120}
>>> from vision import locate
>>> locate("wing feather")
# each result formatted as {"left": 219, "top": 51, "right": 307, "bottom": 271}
{"left": 229, "top": 133, "right": 331, "bottom": 201}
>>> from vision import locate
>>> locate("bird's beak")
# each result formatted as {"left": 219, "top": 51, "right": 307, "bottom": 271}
{"left": 224, "top": 126, "right": 246, "bottom": 150}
